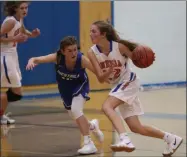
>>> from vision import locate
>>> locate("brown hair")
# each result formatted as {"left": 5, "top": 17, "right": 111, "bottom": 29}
{"left": 3, "top": 1, "right": 29, "bottom": 16}
{"left": 92, "top": 20, "right": 137, "bottom": 51}
{"left": 56, "top": 36, "right": 78, "bottom": 64}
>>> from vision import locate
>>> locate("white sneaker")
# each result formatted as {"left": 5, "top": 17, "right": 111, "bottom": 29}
{"left": 1, "top": 113, "right": 15, "bottom": 125}
{"left": 77, "top": 140, "right": 97, "bottom": 155}
{"left": 90, "top": 119, "right": 104, "bottom": 143}
{"left": 111, "top": 139, "right": 135, "bottom": 152}
{"left": 163, "top": 135, "right": 183, "bottom": 156}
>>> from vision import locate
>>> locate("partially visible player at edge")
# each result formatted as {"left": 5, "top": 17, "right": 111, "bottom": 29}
{"left": 87, "top": 20, "right": 183, "bottom": 156}
{"left": 0, "top": 1, "right": 40, "bottom": 125}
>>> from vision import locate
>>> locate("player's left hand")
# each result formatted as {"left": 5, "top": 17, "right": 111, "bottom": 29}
{"left": 26, "top": 58, "right": 38, "bottom": 70}
{"left": 31, "top": 28, "right": 40, "bottom": 38}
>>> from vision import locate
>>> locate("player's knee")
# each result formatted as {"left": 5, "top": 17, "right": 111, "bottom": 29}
{"left": 6, "top": 89, "right": 22, "bottom": 102}
{"left": 129, "top": 126, "right": 139, "bottom": 134}
{"left": 102, "top": 105, "right": 108, "bottom": 114}
{"left": 102, "top": 103, "right": 112, "bottom": 114}
{"left": 71, "top": 107, "right": 84, "bottom": 120}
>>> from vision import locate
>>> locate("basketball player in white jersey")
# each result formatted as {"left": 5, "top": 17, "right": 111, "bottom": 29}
{"left": 87, "top": 20, "right": 183, "bottom": 156}
{"left": 0, "top": 1, "right": 40, "bottom": 125}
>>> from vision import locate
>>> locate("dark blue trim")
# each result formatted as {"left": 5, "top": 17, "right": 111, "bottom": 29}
{"left": 110, "top": 40, "right": 113, "bottom": 52}
{"left": 96, "top": 41, "right": 113, "bottom": 53}
{"left": 129, "top": 72, "right": 134, "bottom": 81}
{"left": 112, "top": 83, "right": 122, "bottom": 93}
{"left": 22, "top": 81, "right": 186, "bottom": 100}
{"left": 111, "top": 1, "right": 114, "bottom": 26}
{"left": 3, "top": 56, "right": 11, "bottom": 84}
{"left": 96, "top": 44, "right": 102, "bottom": 53}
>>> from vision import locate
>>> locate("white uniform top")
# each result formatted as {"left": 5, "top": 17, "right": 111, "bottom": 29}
{"left": 1, "top": 16, "right": 21, "bottom": 54}
{"left": 91, "top": 41, "right": 136, "bottom": 85}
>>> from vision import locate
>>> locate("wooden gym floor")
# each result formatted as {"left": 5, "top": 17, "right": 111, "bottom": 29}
{"left": 1, "top": 87, "right": 186, "bottom": 157}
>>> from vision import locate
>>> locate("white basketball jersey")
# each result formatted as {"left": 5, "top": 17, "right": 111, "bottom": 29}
{"left": 1, "top": 16, "right": 21, "bottom": 54}
{"left": 91, "top": 41, "right": 133, "bottom": 84}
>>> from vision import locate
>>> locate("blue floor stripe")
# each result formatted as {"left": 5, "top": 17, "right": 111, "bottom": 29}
{"left": 22, "top": 81, "right": 186, "bottom": 100}
{"left": 142, "top": 81, "right": 186, "bottom": 88}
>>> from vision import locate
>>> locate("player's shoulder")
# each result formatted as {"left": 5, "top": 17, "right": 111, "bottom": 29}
{"left": 3, "top": 16, "right": 16, "bottom": 22}
{"left": 2, "top": 16, "right": 16, "bottom": 26}
{"left": 89, "top": 45, "right": 100, "bottom": 56}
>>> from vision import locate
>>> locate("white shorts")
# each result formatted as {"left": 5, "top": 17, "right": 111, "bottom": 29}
{"left": 1, "top": 52, "right": 22, "bottom": 88}
{"left": 109, "top": 73, "right": 144, "bottom": 119}
{"left": 118, "top": 96, "right": 144, "bottom": 119}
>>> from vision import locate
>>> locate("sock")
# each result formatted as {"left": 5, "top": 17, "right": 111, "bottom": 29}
{"left": 163, "top": 132, "right": 174, "bottom": 143}
{"left": 119, "top": 133, "right": 130, "bottom": 142}
{"left": 84, "top": 135, "right": 91, "bottom": 144}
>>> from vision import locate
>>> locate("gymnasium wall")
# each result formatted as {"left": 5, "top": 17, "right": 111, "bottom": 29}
{"left": 1, "top": 1, "right": 111, "bottom": 89}
{"left": 1, "top": 1, "right": 80, "bottom": 86}
{"left": 79, "top": 1, "right": 111, "bottom": 90}
{"left": 114, "top": 1, "right": 186, "bottom": 84}
{"left": 1, "top": 1, "right": 185, "bottom": 88}
{"left": 20, "top": 1, "right": 80, "bottom": 86}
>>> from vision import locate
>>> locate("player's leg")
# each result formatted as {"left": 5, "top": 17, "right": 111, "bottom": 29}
{"left": 123, "top": 99, "right": 183, "bottom": 156}
{"left": 69, "top": 94, "right": 97, "bottom": 154}
{"left": 1, "top": 87, "right": 22, "bottom": 125}
{"left": 0, "top": 55, "right": 8, "bottom": 120}
{"left": 0, "top": 93, "right": 8, "bottom": 120}
{"left": 1, "top": 55, "right": 23, "bottom": 124}
{"left": 104, "top": 75, "right": 141, "bottom": 152}
{"left": 102, "top": 95, "right": 135, "bottom": 152}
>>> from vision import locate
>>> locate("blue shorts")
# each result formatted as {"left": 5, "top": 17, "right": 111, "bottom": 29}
{"left": 58, "top": 82, "right": 90, "bottom": 110}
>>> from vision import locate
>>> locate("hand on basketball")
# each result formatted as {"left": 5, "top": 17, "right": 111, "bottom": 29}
{"left": 31, "top": 28, "right": 40, "bottom": 38}
{"left": 26, "top": 58, "right": 37, "bottom": 70}
{"left": 13, "top": 33, "right": 28, "bottom": 43}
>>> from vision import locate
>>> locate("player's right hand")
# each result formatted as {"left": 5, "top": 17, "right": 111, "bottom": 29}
{"left": 13, "top": 33, "right": 28, "bottom": 43}
{"left": 26, "top": 58, "right": 37, "bottom": 70}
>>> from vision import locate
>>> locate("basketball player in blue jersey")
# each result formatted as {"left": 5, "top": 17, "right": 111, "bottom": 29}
{"left": 0, "top": 1, "right": 40, "bottom": 125}
{"left": 26, "top": 36, "right": 104, "bottom": 155}
{"left": 88, "top": 20, "right": 183, "bottom": 156}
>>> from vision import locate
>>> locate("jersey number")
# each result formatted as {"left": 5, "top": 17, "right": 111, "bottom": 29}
{"left": 103, "top": 68, "right": 121, "bottom": 80}
{"left": 113, "top": 69, "right": 121, "bottom": 79}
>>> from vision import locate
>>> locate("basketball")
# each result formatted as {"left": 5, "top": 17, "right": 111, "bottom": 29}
{"left": 132, "top": 45, "right": 155, "bottom": 68}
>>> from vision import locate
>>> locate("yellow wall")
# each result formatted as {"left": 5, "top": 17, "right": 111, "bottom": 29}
{"left": 80, "top": 1, "right": 111, "bottom": 90}
{"left": 80, "top": 2, "right": 113, "bottom": 153}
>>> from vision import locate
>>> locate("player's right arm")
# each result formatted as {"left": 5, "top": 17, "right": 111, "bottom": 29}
{"left": 26, "top": 53, "right": 57, "bottom": 70}
{"left": 0, "top": 19, "right": 27, "bottom": 43}
{"left": 87, "top": 49, "right": 113, "bottom": 83}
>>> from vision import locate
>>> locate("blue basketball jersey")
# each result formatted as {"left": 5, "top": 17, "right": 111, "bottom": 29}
{"left": 55, "top": 52, "right": 90, "bottom": 110}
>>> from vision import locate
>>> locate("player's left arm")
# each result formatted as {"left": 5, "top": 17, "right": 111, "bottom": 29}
{"left": 81, "top": 55, "right": 96, "bottom": 74}
{"left": 82, "top": 55, "right": 111, "bottom": 83}
{"left": 26, "top": 53, "right": 57, "bottom": 70}
{"left": 118, "top": 43, "right": 133, "bottom": 59}
{"left": 20, "top": 19, "right": 40, "bottom": 38}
